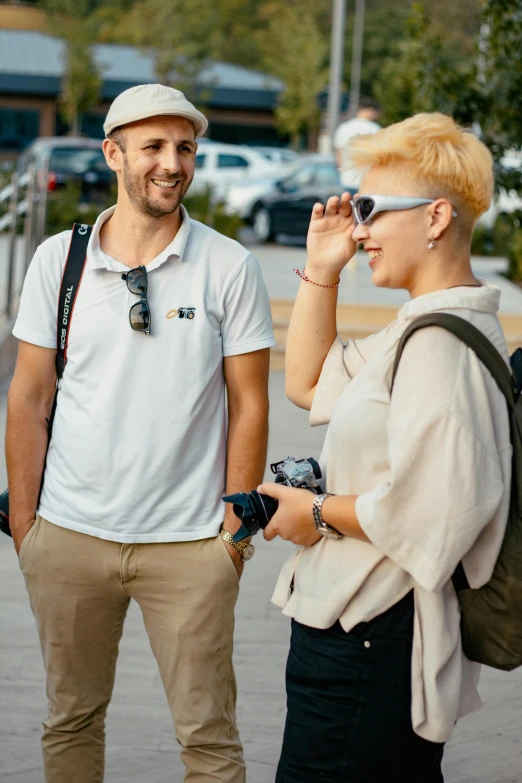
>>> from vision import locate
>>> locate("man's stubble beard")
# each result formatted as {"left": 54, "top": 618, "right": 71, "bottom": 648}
{"left": 122, "top": 159, "right": 193, "bottom": 220}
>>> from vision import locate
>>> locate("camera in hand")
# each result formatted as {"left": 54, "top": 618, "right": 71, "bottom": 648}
{"left": 0, "top": 490, "right": 10, "bottom": 537}
{"left": 223, "top": 457, "right": 322, "bottom": 542}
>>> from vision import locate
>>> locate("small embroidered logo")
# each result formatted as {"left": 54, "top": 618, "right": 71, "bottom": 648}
{"left": 166, "top": 307, "right": 196, "bottom": 320}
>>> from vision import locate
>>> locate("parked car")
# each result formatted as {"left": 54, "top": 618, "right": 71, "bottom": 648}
{"left": 248, "top": 146, "right": 300, "bottom": 165}
{"left": 227, "top": 156, "right": 346, "bottom": 243}
{"left": 192, "top": 142, "right": 279, "bottom": 197}
{"left": 224, "top": 155, "right": 334, "bottom": 223}
{"left": 18, "top": 137, "right": 115, "bottom": 200}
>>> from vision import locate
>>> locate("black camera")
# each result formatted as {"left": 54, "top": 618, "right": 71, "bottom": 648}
{"left": 223, "top": 457, "right": 322, "bottom": 542}
{"left": 0, "top": 489, "right": 10, "bottom": 537}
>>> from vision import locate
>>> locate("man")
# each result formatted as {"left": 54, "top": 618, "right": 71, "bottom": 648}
{"left": 334, "top": 98, "right": 381, "bottom": 192}
{"left": 7, "top": 83, "right": 274, "bottom": 783}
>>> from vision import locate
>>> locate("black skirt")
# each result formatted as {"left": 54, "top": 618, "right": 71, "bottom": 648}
{"left": 275, "top": 591, "right": 444, "bottom": 783}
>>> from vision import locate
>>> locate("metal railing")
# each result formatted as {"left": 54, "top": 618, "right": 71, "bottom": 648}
{"left": 0, "top": 158, "right": 49, "bottom": 318}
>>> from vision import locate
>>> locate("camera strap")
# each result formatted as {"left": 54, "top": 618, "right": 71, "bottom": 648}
{"left": 46, "top": 222, "right": 92, "bottom": 437}
{"left": 0, "top": 223, "right": 92, "bottom": 537}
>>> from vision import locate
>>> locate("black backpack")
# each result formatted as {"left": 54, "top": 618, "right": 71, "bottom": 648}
{"left": 0, "top": 223, "right": 92, "bottom": 537}
{"left": 392, "top": 313, "right": 522, "bottom": 671}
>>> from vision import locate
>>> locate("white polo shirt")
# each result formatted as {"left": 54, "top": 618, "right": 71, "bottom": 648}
{"left": 13, "top": 206, "right": 275, "bottom": 543}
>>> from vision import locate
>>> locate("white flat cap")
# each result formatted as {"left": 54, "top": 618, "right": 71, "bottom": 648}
{"left": 104, "top": 84, "right": 208, "bottom": 138}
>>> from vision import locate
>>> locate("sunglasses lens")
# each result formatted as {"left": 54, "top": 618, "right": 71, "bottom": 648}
{"left": 356, "top": 197, "right": 376, "bottom": 223}
{"left": 129, "top": 301, "right": 151, "bottom": 332}
{"left": 126, "top": 268, "right": 147, "bottom": 295}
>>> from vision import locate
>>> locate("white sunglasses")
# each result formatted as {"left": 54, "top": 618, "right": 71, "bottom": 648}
{"left": 351, "top": 195, "right": 458, "bottom": 225}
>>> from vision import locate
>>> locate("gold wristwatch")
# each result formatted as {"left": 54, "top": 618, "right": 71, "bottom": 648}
{"left": 220, "top": 529, "right": 255, "bottom": 561}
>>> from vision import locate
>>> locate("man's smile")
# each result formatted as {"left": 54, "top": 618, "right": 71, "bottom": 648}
{"left": 151, "top": 178, "right": 181, "bottom": 189}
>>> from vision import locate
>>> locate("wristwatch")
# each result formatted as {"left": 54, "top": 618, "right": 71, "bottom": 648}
{"left": 312, "top": 494, "right": 343, "bottom": 540}
{"left": 220, "top": 529, "right": 255, "bottom": 561}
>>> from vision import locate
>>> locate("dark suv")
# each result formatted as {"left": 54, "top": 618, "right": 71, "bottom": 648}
{"left": 18, "top": 137, "right": 115, "bottom": 201}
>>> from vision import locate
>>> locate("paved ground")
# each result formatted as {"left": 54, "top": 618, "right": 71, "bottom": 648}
{"left": 247, "top": 239, "right": 522, "bottom": 314}
{"left": 1, "top": 373, "right": 522, "bottom": 782}
{"left": 2, "top": 233, "right": 522, "bottom": 317}
{"left": 1, "top": 237, "right": 522, "bottom": 781}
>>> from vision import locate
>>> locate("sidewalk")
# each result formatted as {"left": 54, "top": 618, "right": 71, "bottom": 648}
{"left": 250, "top": 242, "right": 522, "bottom": 314}
{"left": 1, "top": 373, "right": 522, "bottom": 782}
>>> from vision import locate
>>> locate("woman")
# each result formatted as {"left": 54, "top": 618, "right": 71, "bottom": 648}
{"left": 259, "top": 113, "right": 512, "bottom": 782}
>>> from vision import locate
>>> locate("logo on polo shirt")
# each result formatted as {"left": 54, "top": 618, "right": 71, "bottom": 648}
{"left": 166, "top": 307, "right": 196, "bottom": 320}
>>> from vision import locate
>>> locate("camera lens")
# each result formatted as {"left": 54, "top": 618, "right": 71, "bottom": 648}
{"left": 222, "top": 490, "right": 278, "bottom": 541}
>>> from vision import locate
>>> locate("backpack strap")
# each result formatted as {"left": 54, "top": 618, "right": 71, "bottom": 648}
{"left": 391, "top": 313, "right": 515, "bottom": 409}
{"left": 391, "top": 312, "right": 516, "bottom": 594}
{"left": 47, "top": 223, "right": 91, "bottom": 436}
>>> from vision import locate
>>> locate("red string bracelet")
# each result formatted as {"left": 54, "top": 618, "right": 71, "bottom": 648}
{"left": 294, "top": 268, "right": 340, "bottom": 288}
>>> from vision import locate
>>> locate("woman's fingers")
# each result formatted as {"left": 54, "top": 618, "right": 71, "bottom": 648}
{"left": 324, "top": 196, "right": 341, "bottom": 216}
{"left": 263, "top": 520, "right": 278, "bottom": 541}
{"left": 257, "top": 482, "right": 281, "bottom": 499}
{"left": 311, "top": 195, "right": 352, "bottom": 222}
{"left": 311, "top": 202, "right": 325, "bottom": 220}
{"left": 338, "top": 191, "right": 353, "bottom": 217}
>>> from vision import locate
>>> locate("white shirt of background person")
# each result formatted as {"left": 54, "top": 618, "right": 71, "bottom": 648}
{"left": 334, "top": 104, "right": 381, "bottom": 190}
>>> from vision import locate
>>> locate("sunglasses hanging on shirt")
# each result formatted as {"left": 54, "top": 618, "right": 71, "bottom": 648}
{"left": 122, "top": 266, "right": 151, "bottom": 335}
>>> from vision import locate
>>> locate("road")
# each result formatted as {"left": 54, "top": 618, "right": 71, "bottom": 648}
{"left": 0, "top": 239, "right": 522, "bottom": 781}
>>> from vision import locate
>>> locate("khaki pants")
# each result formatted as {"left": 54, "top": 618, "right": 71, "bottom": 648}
{"left": 19, "top": 515, "right": 245, "bottom": 783}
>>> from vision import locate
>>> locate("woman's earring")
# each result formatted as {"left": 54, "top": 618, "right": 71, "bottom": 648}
{"left": 427, "top": 239, "right": 436, "bottom": 250}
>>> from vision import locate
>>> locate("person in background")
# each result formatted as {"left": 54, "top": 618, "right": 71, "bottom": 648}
{"left": 334, "top": 98, "right": 381, "bottom": 192}
{"left": 7, "top": 83, "right": 275, "bottom": 783}
{"left": 260, "top": 113, "right": 511, "bottom": 782}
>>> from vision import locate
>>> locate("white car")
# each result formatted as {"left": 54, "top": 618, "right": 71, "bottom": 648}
{"left": 224, "top": 174, "right": 285, "bottom": 221}
{"left": 192, "top": 142, "right": 279, "bottom": 198}
{"left": 223, "top": 155, "right": 330, "bottom": 222}
{"left": 248, "top": 146, "right": 300, "bottom": 165}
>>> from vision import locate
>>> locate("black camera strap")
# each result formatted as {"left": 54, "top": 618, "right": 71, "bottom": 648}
{"left": 0, "top": 223, "right": 92, "bottom": 537}
{"left": 47, "top": 222, "right": 92, "bottom": 437}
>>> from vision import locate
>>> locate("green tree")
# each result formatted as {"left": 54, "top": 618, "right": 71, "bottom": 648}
{"left": 480, "top": 0, "right": 522, "bottom": 155}
{"left": 372, "top": 1, "right": 483, "bottom": 125}
{"left": 207, "top": 0, "right": 266, "bottom": 69}
{"left": 479, "top": 0, "right": 522, "bottom": 278}
{"left": 116, "top": 0, "right": 217, "bottom": 96}
{"left": 45, "top": 0, "right": 102, "bottom": 135}
{"left": 395, "top": 1, "right": 522, "bottom": 277}
{"left": 257, "top": 2, "right": 328, "bottom": 148}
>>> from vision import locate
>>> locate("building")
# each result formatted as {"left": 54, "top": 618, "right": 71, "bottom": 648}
{"left": 0, "top": 23, "right": 286, "bottom": 157}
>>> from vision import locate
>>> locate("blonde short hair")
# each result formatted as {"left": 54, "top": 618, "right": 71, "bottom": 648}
{"left": 348, "top": 113, "right": 493, "bottom": 221}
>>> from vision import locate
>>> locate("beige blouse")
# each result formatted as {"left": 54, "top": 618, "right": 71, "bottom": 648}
{"left": 272, "top": 283, "right": 512, "bottom": 743}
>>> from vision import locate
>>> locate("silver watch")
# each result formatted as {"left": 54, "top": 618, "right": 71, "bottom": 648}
{"left": 312, "top": 494, "right": 343, "bottom": 540}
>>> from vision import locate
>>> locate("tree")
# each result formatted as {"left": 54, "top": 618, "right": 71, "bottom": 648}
{"left": 45, "top": 0, "right": 102, "bottom": 135}
{"left": 207, "top": 0, "right": 266, "bottom": 70}
{"left": 116, "top": 0, "right": 218, "bottom": 97}
{"left": 371, "top": 1, "right": 483, "bottom": 125}
{"left": 394, "top": 0, "right": 522, "bottom": 277}
{"left": 480, "top": 0, "right": 522, "bottom": 156}
{"left": 257, "top": 3, "right": 328, "bottom": 149}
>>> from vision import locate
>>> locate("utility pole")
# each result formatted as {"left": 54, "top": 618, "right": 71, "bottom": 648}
{"left": 326, "top": 0, "right": 346, "bottom": 151}
{"left": 348, "top": 0, "right": 365, "bottom": 117}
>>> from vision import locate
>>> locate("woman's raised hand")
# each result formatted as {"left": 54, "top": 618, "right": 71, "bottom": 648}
{"left": 306, "top": 192, "right": 357, "bottom": 276}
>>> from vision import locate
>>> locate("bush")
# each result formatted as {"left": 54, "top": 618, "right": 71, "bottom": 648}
{"left": 507, "top": 226, "right": 522, "bottom": 282}
{"left": 471, "top": 223, "right": 496, "bottom": 257}
{"left": 46, "top": 181, "right": 111, "bottom": 235}
{"left": 183, "top": 188, "right": 243, "bottom": 239}
{"left": 45, "top": 182, "right": 243, "bottom": 241}
{"left": 493, "top": 211, "right": 522, "bottom": 281}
